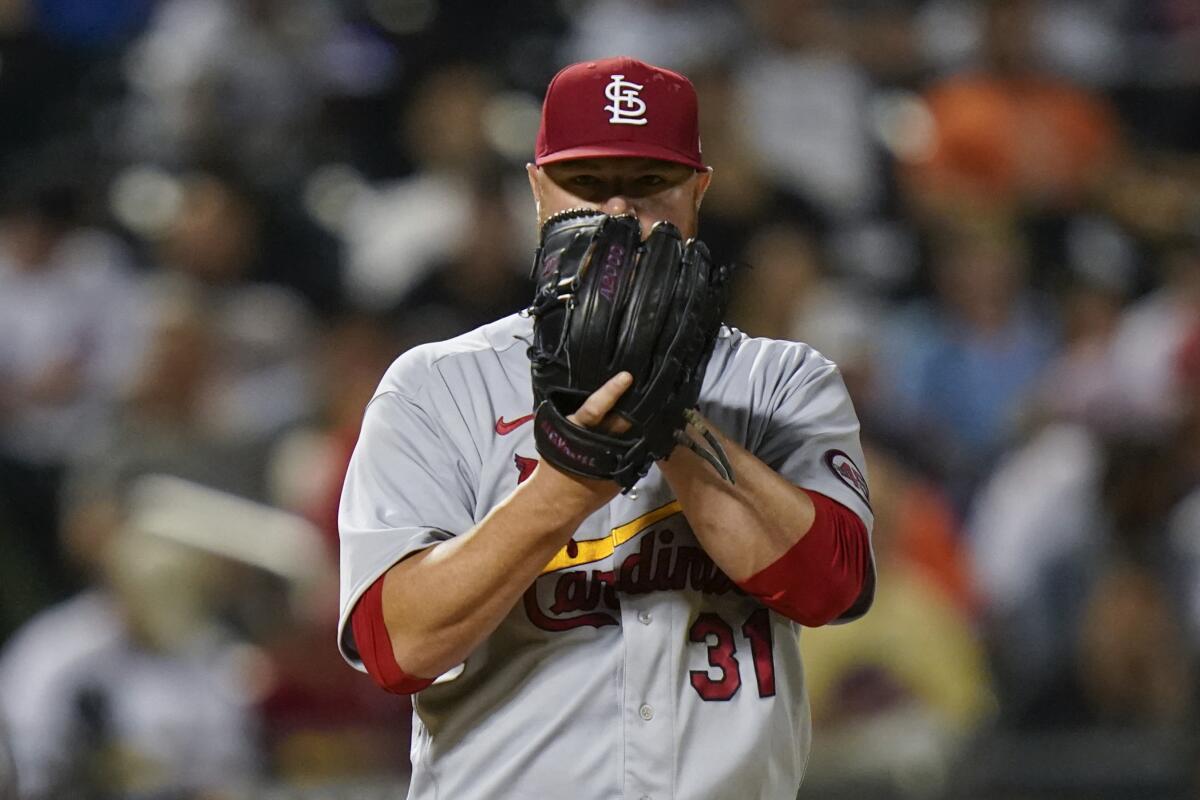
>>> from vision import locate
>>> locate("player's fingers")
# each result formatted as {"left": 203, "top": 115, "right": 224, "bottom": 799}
{"left": 597, "top": 413, "right": 632, "bottom": 435}
{"left": 569, "top": 371, "right": 633, "bottom": 429}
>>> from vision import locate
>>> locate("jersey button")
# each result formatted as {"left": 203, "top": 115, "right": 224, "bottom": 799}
{"left": 637, "top": 610, "right": 652, "bottom": 625}
{"left": 639, "top": 703, "right": 654, "bottom": 721}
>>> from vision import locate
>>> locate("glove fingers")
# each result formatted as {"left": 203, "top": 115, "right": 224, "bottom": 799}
{"left": 571, "top": 215, "right": 641, "bottom": 391}
{"left": 530, "top": 208, "right": 614, "bottom": 411}
{"left": 611, "top": 222, "right": 683, "bottom": 395}
{"left": 620, "top": 236, "right": 717, "bottom": 423}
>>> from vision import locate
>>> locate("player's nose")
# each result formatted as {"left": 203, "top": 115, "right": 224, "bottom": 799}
{"left": 602, "top": 195, "right": 633, "bottom": 217}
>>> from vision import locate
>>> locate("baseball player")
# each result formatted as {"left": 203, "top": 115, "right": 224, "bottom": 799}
{"left": 339, "top": 57, "right": 875, "bottom": 800}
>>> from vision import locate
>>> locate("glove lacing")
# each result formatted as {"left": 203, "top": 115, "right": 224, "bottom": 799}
{"left": 675, "top": 408, "right": 735, "bottom": 484}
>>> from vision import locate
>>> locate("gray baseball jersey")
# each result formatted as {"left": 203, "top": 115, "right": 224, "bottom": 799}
{"left": 338, "top": 313, "right": 873, "bottom": 800}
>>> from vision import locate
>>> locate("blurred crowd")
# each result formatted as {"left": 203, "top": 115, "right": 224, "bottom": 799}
{"left": 1, "top": 0, "right": 1199, "bottom": 797}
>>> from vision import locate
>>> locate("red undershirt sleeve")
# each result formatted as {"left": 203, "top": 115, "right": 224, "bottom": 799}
{"left": 736, "top": 489, "right": 872, "bottom": 627}
{"left": 350, "top": 574, "right": 436, "bottom": 695}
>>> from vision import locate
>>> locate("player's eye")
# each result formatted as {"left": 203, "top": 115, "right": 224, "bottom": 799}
{"left": 638, "top": 175, "right": 666, "bottom": 187}
{"left": 569, "top": 175, "right": 599, "bottom": 188}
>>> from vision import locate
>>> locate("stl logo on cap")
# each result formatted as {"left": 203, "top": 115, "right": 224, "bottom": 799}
{"left": 604, "top": 74, "right": 648, "bottom": 126}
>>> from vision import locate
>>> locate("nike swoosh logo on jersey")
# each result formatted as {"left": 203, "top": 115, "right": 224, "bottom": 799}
{"left": 495, "top": 413, "right": 535, "bottom": 435}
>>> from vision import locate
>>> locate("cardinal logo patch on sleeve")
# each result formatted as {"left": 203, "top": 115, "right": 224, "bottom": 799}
{"left": 824, "top": 450, "right": 870, "bottom": 505}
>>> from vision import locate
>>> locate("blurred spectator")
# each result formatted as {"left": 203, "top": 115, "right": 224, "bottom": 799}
{"left": 561, "top": 0, "right": 747, "bottom": 74}
{"left": 62, "top": 297, "right": 409, "bottom": 783}
{"left": 1073, "top": 437, "right": 1196, "bottom": 729}
{"left": 966, "top": 420, "right": 1101, "bottom": 723}
{"left": 0, "top": 175, "right": 144, "bottom": 634}
{"left": 728, "top": 224, "right": 878, "bottom": 398}
{"left": 969, "top": 423, "right": 1198, "bottom": 729}
{"left": 1076, "top": 564, "right": 1192, "bottom": 727}
{"left": 1101, "top": 155, "right": 1200, "bottom": 247}
{"left": 0, "top": 178, "right": 143, "bottom": 473}
{"left": 729, "top": 224, "right": 832, "bottom": 342}
{"left": 736, "top": 0, "right": 884, "bottom": 221}
{"left": 396, "top": 172, "right": 533, "bottom": 337}
{"left": 690, "top": 67, "right": 825, "bottom": 261}
{"left": 0, "top": 475, "right": 328, "bottom": 797}
{"left": 147, "top": 172, "right": 317, "bottom": 442}
{"left": 71, "top": 290, "right": 271, "bottom": 508}
{"left": 1030, "top": 261, "right": 1130, "bottom": 428}
{"left": 840, "top": 0, "right": 924, "bottom": 88}
{"left": 1114, "top": 0, "right": 1200, "bottom": 155}
{"left": 1167, "top": 323, "right": 1200, "bottom": 645}
{"left": 1105, "top": 236, "right": 1200, "bottom": 430}
{"left": 261, "top": 314, "right": 413, "bottom": 783}
{"left": 917, "top": 0, "right": 1128, "bottom": 87}
{"left": 121, "top": 0, "right": 337, "bottom": 185}
{"left": 902, "top": 0, "right": 1121, "bottom": 220}
{"left": 801, "top": 444, "right": 994, "bottom": 793}
{"left": 338, "top": 63, "right": 518, "bottom": 310}
{"left": 878, "top": 218, "right": 1057, "bottom": 504}
{"left": 268, "top": 313, "right": 403, "bottom": 543}
{"left": 1029, "top": 230, "right": 1196, "bottom": 437}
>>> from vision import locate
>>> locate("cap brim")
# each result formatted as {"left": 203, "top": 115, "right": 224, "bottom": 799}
{"left": 536, "top": 143, "right": 705, "bottom": 171}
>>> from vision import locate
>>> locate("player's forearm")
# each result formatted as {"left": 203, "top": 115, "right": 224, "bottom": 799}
{"left": 380, "top": 463, "right": 612, "bottom": 678}
{"left": 658, "top": 423, "right": 816, "bottom": 582}
{"left": 660, "top": 420, "right": 872, "bottom": 626}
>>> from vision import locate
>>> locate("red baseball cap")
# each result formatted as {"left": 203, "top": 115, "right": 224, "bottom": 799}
{"left": 535, "top": 57, "right": 705, "bottom": 170}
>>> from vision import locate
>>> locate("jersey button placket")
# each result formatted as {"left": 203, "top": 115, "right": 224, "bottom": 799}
{"left": 620, "top": 590, "right": 677, "bottom": 800}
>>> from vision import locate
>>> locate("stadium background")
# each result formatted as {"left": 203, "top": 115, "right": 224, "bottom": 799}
{"left": 0, "top": 0, "right": 1198, "bottom": 797}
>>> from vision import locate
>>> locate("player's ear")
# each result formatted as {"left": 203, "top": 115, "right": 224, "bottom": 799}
{"left": 693, "top": 167, "right": 713, "bottom": 213}
{"left": 526, "top": 163, "right": 542, "bottom": 206}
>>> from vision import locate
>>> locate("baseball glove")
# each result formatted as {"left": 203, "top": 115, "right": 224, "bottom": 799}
{"left": 525, "top": 208, "right": 734, "bottom": 491}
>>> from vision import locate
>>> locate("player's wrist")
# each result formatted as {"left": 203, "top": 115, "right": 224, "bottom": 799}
{"left": 522, "top": 460, "right": 619, "bottom": 522}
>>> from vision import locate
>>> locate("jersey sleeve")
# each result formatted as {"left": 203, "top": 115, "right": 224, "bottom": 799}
{"left": 337, "top": 382, "right": 478, "bottom": 669}
{"left": 753, "top": 345, "right": 873, "bottom": 523}
{"left": 748, "top": 341, "right": 876, "bottom": 621}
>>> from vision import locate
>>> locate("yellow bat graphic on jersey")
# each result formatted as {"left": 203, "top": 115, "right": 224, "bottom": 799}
{"left": 539, "top": 500, "right": 681, "bottom": 576}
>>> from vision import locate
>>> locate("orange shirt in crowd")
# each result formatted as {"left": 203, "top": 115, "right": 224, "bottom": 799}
{"left": 906, "top": 75, "right": 1120, "bottom": 211}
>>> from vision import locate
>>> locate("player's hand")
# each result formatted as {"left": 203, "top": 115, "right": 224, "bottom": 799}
{"left": 567, "top": 371, "right": 633, "bottom": 434}
{"left": 527, "top": 372, "right": 632, "bottom": 511}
